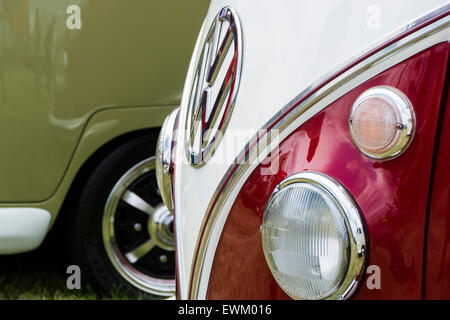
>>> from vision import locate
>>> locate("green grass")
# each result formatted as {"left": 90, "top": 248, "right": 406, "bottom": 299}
{"left": 0, "top": 272, "right": 141, "bottom": 300}
{"left": 0, "top": 272, "right": 100, "bottom": 300}
{"left": 0, "top": 231, "right": 136, "bottom": 300}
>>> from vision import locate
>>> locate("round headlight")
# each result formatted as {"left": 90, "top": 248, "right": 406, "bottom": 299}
{"left": 155, "top": 107, "right": 179, "bottom": 214}
{"left": 349, "top": 86, "right": 415, "bottom": 160}
{"left": 261, "top": 172, "right": 366, "bottom": 300}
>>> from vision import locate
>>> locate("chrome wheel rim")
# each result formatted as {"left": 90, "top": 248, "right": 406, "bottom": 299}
{"left": 102, "top": 157, "right": 175, "bottom": 297}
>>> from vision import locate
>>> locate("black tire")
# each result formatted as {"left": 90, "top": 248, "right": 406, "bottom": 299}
{"left": 65, "top": 133, "right": 175, "bottom": 298}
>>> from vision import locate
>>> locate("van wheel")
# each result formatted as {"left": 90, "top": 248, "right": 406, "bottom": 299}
{"left": 67, "top": 134, "right": 175, "bottom": 298}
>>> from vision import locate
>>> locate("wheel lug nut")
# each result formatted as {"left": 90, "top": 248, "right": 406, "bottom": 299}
{"left": 159, "top": 255, "right": 168, "bottom": 263}
{"left": 134, "top": 223, "right": 142, "bottom": 232}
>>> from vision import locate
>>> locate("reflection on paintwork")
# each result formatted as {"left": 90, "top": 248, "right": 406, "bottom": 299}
{"left": 0, "top": 0, "right": 208, "bottom": 201}
{"left": 206, "top": 44, "right": 449, "bottom": 299}
{"left": 84, "top": 119, "right": 119, "bottom": 138}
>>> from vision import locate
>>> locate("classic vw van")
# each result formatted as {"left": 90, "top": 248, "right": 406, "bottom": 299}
{"left": 157, "top": 1, "right": 450, "bottom": 299}
{"left": 0, "top": 0, "right": 208, "bottom": 298}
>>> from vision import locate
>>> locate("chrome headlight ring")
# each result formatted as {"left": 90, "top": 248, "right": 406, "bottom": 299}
{"left": 156, "top": 107, "right": 180, "bottom": 214}
{"left": 261, "top": 171, "right": 367, "bottom": 300}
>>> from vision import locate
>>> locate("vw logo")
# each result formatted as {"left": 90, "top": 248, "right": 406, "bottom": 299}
{"left": 185, "top": 6, "right": 243, "bottom": 167}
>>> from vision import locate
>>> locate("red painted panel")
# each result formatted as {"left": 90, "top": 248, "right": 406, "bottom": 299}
{"left": 206, "top": 43, "right": 449, "bottom": 299}
{"left": 424, "top": 73, "right": 450, "bottom": 299}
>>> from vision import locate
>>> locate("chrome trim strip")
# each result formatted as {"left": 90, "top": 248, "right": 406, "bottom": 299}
{"left": 188, "top": 5, "right": 450, "bottom": 299}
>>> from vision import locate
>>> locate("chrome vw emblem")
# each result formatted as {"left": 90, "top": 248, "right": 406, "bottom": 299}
{"left": 185, "top": 7, "right": 242, "bottom": 167}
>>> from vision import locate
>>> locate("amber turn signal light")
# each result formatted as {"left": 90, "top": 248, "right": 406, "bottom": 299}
{"left": 349, "top": 86, "right": 415, "bottom": 160}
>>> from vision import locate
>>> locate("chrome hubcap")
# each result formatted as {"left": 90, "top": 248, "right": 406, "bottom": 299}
{"left": 102, "top": 157, "right": 175, "bottom": 297}
{"left": 148, "top": 205, "right": 174, "bottom": 252}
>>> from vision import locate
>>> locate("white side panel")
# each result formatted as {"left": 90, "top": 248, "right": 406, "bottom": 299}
{"left": 0, "top": 208, "right": 51, "bottom": 254}
{"left": 175, "top": 0, "right": 450, "bottom": 299}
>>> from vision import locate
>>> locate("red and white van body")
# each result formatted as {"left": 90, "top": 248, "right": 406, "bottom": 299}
{"left": 158, "top": 0, "right": 450, "bottom": 299}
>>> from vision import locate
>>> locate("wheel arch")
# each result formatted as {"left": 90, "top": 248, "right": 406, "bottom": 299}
{"left": 46, "top": 105, "right": 175, "bottom": 228}
{"left": 59, "top": 128, "right": 160, "bottom": 221}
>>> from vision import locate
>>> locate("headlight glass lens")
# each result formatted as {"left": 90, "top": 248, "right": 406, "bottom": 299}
{"left": 262, "top": 174, "right": 361, "bottom": 300}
